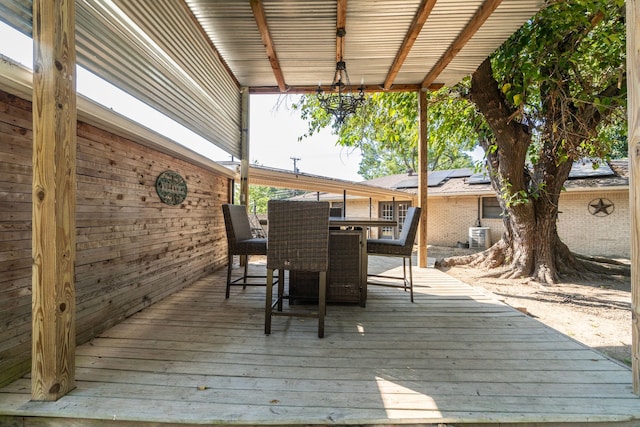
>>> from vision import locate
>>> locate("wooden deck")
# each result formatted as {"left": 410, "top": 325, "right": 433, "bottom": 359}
{"left": 2, "top": 256, "right": 640, "bottom": 426}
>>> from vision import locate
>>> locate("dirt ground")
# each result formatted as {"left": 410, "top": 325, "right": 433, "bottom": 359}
{"left": 429, "top": 245, "right": 632, "bottom": 366}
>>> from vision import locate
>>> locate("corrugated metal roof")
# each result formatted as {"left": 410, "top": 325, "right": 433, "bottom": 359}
{"left": 1, "top": 0, "right": 243, "bottom": 158}
{"left": 221, "top": 162, "right": 414, "bottom": 200}
{"left": 0, "top": 0, "right": 545, "bottom": 156}
{"left": 184, "top": 0, "right": 543, "bottom": 90}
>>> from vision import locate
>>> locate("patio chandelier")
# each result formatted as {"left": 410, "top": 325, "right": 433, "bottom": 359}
{"left": 316, "top": 60, "right": 365, "bottom": 125}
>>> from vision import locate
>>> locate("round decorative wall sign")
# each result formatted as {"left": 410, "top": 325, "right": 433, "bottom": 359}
{"left": 588, "top": 198, "right": 614, "bottom": 217}
{"left": 156, "top": 171, "right": 187, "bottom": 206}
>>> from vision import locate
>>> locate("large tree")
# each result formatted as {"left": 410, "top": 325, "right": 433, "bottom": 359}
{"left": 295, "top": 0, "right": 627, "bottom": 284}
{"left": 452, "top": 0, "right": 627, "bottom": 283}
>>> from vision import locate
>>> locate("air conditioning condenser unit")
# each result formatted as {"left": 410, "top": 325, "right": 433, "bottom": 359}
{"left": 469, "top": 227, "right": 491, "bottom": 249}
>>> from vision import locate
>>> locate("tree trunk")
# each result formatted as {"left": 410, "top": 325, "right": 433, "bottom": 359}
{"left": 446, "top": 57, "right": 579, "bottom": 284}
{"left": 439, "top": 5, "right": 628, "bottom": 285}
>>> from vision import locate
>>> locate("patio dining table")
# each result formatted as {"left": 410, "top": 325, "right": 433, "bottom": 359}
{"left": 289, "top": 216, "right": 397, "bottom": 306}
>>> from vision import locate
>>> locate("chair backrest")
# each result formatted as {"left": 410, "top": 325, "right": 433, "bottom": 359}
{"left": 267, "top": 200, "right": 330, "bottom": 272}
{"left": 398, "top": 206, "right": 422, "bottom": 247}
{"left": 222, "top": 204, "right": 253, "bottom": 247}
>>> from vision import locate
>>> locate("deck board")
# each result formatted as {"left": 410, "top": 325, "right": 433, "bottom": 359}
{"left": 1, "top": 260, "right": 640, "bottom": 426}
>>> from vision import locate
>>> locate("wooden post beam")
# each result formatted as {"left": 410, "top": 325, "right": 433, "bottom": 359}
{"left": 336, "top": 0, "right": 347, "bottom": 63}
{"left": 383, "top": 0, "right": 437, "bottom": 90}
{"left": 250, "top": 0, "right": 287, "bottom": 92}
{"left": 31, "top": 0, "right": 77, "bottom": 400}
{"left": 417, "top": 89, "right": 428, "bottom": 268}
{"left": 240, "top": 88, "right": 250, "bottom": 208}
{"left": 627, "top": 0, "right": 640, "bottom": 396}
{"left": 421, "top": 0, "right": 503, "bottom": 88}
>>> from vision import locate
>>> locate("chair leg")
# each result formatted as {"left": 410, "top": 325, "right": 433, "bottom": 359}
{"left": 226, "top": 254, "right": 233, "bottom": 299}
{"left": 277, "top": 269, "right": 284, "bottom": 312}
{"left": 265, "top": 268, "right": 274, "bottom": 335}
{"left": 402, "top": 257, "right": 408, "bottom": 291}
{"left": 408, "top": 257, "right": 414, "bottom": 303}
{"left": 318, "top": 271, "right": 326, "bottom": 338}
{"left": 243, "top": 255, "right": 249, "bottom": 289}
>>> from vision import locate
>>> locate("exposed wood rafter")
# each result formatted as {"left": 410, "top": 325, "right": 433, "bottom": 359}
{"left": 421, "top": 0, "right": 503, "bottom": 88}
{"left": 250, "top": 0, "right": 287, "bottom": 92}
{"left": 336, "top": 0, "right": 347, "bottom": 62}
{"left": 383, "top": 0, "right": 438, "bottom": 90}
{"left": 249, "top": 83, "right": 441, "bottom": 94}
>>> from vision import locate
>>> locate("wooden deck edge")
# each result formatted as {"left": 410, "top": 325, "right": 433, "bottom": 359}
{"left": 2, "top": 415, "right": 639, "bottom": 427}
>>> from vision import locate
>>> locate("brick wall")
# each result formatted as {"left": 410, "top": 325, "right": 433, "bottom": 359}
{"left": 557, "top": 190, "right": 629, "bottom": 257}
{"left": 342, "top": 190, "right": 629, "bottom": 258}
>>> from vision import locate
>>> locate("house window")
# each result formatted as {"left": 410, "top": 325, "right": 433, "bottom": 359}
{"left": 482, "top": 196, "right": 502, "bottom": 219}
{"left": 379, "top": 201, "right": 411, "bottom": 239}
{"left": 330, "top": 202, "right": 343, "bottom": 217}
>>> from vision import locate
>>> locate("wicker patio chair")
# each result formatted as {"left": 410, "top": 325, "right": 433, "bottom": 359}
{"left": 366, "top": 206, "right": 421, "bottom": 302}
{"left": 265, "top": 200, "right": 330, "bottom": 338}
{"left": 222, "top": 204, "right": 271, "bottom": 299}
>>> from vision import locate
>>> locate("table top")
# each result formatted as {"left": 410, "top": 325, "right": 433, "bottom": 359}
{"left": 329, "top": 216, "right": 397, "bottom": 227}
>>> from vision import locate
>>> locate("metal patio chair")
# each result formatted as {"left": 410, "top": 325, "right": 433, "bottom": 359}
{"left": 265, "top": 200, "right": 330, "bottom": 338}
{"left": 366, "top": 206, "right": 422, "bottom": 302}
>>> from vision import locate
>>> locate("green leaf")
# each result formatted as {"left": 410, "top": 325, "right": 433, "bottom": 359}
{"left": 513, "top": 93, "right": 523, "bottom": 105}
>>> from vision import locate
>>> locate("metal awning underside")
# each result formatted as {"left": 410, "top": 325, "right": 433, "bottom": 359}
{"left": 0, "top": 0, "right": 544, "bottom": 157}
{"left": 184, "top": 0, "right": 544, "bottom": 91}
{"left": 221, "top": 162, "right": 414, "bottom": 200}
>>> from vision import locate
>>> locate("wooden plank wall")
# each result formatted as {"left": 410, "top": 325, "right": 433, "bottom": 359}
{"left": 0, "top": 89, "right": 230, "bottom": 386}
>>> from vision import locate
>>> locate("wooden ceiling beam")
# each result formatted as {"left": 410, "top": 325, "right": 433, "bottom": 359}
{"left": 249, "top": 83, "right": 443, "bottom": 95}
{"left": 250, "top": 0, "right": 287, "bottom": 92}
{"left": 421, "top": 0, "right": 503, "bottom": 88}
{"left": 383, "top": 0, "right": 438, "bottom": 90}
{"left": 336, "top": 0, "right": 347, "bottom": 63}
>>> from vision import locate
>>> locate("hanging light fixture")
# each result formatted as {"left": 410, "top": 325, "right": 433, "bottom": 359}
{"left": 316, "top": 28, "right": 365, "bottom": 125}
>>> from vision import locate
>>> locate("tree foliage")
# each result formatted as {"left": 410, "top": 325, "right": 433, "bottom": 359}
{"left": 488, "top": 0, "right": 627, "bottom": 166}
{"left": 292, "top": 90, "right": 480, "bottom": 179}
{"left": 449, "top": 0, "right": 627, "bottom": 283}
{"left": 293, "top": 0, "right": 627, "bottom": 284}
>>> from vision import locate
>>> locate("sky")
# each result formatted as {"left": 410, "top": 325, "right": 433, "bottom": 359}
{"left": 0, "top": 23, "right": 364, "bottom": 182}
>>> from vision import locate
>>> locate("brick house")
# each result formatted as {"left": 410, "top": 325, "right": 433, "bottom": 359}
{"left": 293, "top": 159, "right": 630, "bottom": 258}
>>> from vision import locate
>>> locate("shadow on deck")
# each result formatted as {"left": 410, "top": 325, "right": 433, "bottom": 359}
{"left": 1, "top": 256, "right": 639, "bottom": 426}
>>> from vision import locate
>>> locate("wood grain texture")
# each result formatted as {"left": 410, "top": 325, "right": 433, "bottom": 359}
{"left": 421, "top": 0, "right": 503, "bottom": 88}
{"left": 417, "top": 89, "right": 428, "bottom": 268}
{"left": 31, "top": 0, "right": 77, "bottom": 401}
{"left": 1, "top": 263, "right": 639, "bottom": 425}
{"left": 628, "top": 0, "right": 640, "bottom": 395}
{"left": 0, "top": 87, "right": 230, "bottom": 388}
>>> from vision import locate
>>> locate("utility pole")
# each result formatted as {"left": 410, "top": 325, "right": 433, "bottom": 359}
{"left": 290, "top": 157, "right": 301, "bottom": 174}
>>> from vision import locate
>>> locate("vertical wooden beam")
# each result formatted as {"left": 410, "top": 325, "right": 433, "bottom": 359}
{"left": 31, "top": 0, "right": 77, "bottom": 401}
{"left": 336, "top": 0, "right": 347, "bottom": 63}
{"left": 240, "top": 88, "right": 250, "bottom": 208}
{"left": 417, "top": 89, "right": 428, "bottom": 268}
{"left": 627, "top": 0, "right": 640, "bottom": 396}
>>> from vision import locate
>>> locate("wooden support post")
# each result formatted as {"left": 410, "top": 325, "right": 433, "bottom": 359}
{"left": 417, "top": 89, "right": 428, "bottom": 268}
{"left": 627, "top": 0, "right": 640, "bottom": 396}
{"left": 239, "top": 89, "right": 250, "bottom": 268}
{"left": 240, "top": 88, "right": 250, "bottom": 208}
{"left": 31, "top": 0, "right": 77, "bottom": 401}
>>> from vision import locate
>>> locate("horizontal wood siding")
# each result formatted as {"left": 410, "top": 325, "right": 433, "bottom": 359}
{"left": 0, "top": 89, "right": 230, "bottom": 386}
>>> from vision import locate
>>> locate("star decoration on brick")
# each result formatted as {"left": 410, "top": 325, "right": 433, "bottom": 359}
{"left": 588, "top": 198, "right": 614, "bottom": 216}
